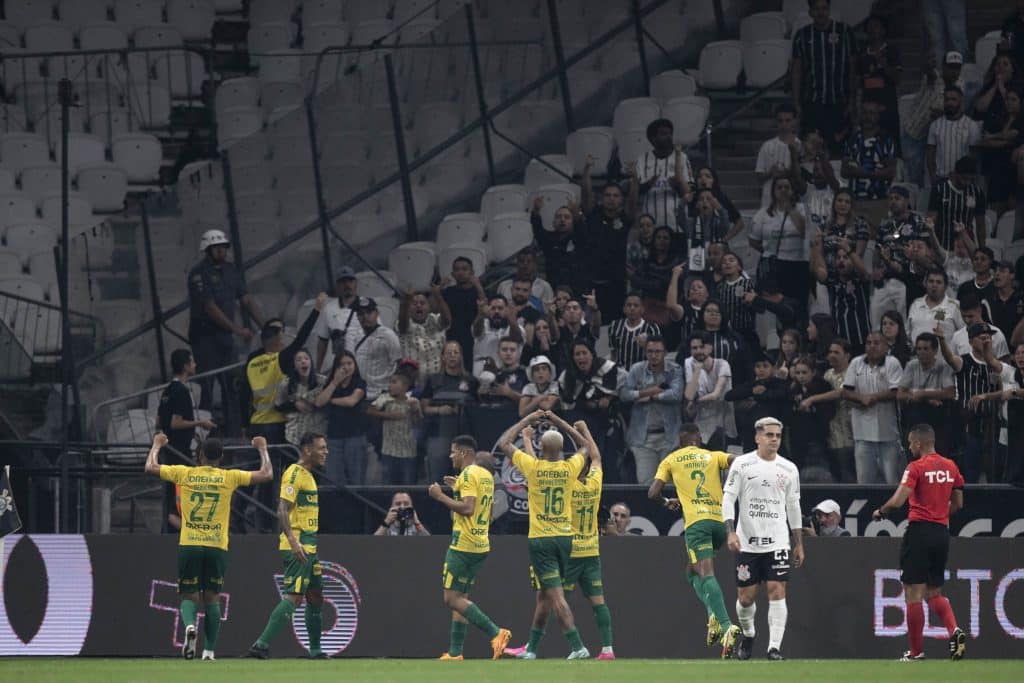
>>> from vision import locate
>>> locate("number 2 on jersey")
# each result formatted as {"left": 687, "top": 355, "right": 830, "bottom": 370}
{"left": 475, "top": 494, "right": 493, "bottom": 525}
{"left": 188, "top": 491, "right": 220, "bottom": 522}
{"left": 690, "top": 469, "right": 709, "bottom": 499}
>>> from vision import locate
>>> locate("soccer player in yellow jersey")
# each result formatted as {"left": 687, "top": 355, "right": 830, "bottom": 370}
{"left": 498, "top": 409, "right": 591, "bottom": 659}
{"left": 648, "top": 422, "right": 741, "bottom": 657}
{"left": 427, "top": 434, "right": 511, "bottom": 661}
{"left": 145, "top": 432, "right": 273, "bottom": 660}
{"left": 249, "top": 432, "right": 329, "bottom": 659}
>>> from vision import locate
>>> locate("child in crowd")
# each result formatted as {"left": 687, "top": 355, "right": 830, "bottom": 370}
{"left": 367, "top": 373, "right": 421, "bottom": 485}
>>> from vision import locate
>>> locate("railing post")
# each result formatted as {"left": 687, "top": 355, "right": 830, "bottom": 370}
{"left": 712, "top": 0, "right": 727, "bottom": 37}
{"left": 631, "top": 0, "right": 651, "bottom": 94}
{"left": 544, "top": 0, "right": 575, "bottom": 132}
{"left": 465, "top": 4, "right": 496, "bottom": 185}
{"left": 58, "top": 77, "right": 73, "bottom": 534}
{"left": 304, "top": 92, "right": 336, "bottom": 290}
{"left": 139, "top": 201, "right": 169, "bottom": 383}
{"left": 384, "top": 53, "right": 418, "bottom": 243}
{"left": 220, "top": 152, "right": 251, "bottom": 328}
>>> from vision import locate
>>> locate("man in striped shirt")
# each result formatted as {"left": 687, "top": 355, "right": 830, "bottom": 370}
{"left": 607, "top": 292, "right": 661, "bottom": 370}
{"left": 841, "top": 99, "right": 897, "bottom": 225}
{"left": 926, "top": 156, "right": 987, "bottom": 251}
{"left": 635, "top": 118, "right": 693, "bottom": 231}
{"left": 871, "top": 186, "right": 925, "bottom": 327}
{"left": 926, "top": 86, "right": 981, "bottom": 184}
{"left": 791, "top": 0, "right": 858, "bottom": 155}
{"left": 714, "top": 252, "right": 757, "bottom": 349}
{"left": 811, "top": 232, "right": 871, "bottom": 354}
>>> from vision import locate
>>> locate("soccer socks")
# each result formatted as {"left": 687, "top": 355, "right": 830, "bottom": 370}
{"left": 463, "top": 603, "right": 500, "bottom": 639}
{"left": 700, "top": 576, "right": 733, "bottom": 629}
{"left": 305, "top": 604, "right": 323, "bottom": 653}
{"left": 767, "top": 599, "right": 787, "bottom": 651}
{"left": 907, "top": 601, "right": 925, "bottom": 655}
{"left": 203, "top": 601, "right": 222, "bottom": 651}
{"left": 928, "top": 596, "right": 958, "bottom": 637}
{"left": 448, "top": 620, "right": 468, "bottom": 657}
{"left": 526, "top": 627, "right": 546, "bottom": 653}
{"left": 687, "top": 572, "right": 711, "bottom": 616}
{"left": 736, "top": 600, "right": 756, "bottom": 637}
{"left": 256, "top": 599, "right": 297, "bottom": 646}
{"left": 592, "top": 604, "right": 613, "bottom": 648}
{"left": 180, "top": 599, "right": 198, "bottom": 630}
{"left": 564, "top": 627, "right": 585, "bottom": 651}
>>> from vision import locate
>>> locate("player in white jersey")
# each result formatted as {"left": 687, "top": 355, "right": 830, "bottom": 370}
{"left": 721, "top": 416, "right": 804, "bottom": 661}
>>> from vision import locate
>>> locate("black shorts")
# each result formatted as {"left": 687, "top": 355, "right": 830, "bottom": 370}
{"left": 900, "top": 522, "right": 949, "bottom": 586}
{"left": 735, "top": 549, "right": 790, "bottom": 587}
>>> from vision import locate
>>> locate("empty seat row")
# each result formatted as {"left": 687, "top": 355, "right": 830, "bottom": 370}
{"left": 2, "top": 131, "right": 161, "bottom": 182}
{"left": 611, "top": 95, "right": 710, "bottom": 160}
{"left": 1, "top": 0, "right": 215, "bottom": 40}
{"left": 691, "top": 39, "right": 791, "bottom": 90}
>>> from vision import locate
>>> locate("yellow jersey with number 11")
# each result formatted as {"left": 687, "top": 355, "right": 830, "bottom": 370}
{"left": 160, "top": 465, "right": 252, "bottom": 550}
{"left": 511, "top": 449, "right": 586, "bottom": 539}
{"left": 654, "top": 446, "right": 731, "bottom": 529}
{"left": 570, "top": 465, "right": 602, "bottom": 558}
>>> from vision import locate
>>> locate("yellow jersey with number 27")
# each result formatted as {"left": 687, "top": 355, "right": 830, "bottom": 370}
{"left": 450, "top": 464, "right": 494, "bottom": 554}
{"left": 160, "top": 465, "right": 252, "bottom": 550}
{"left": 512, "top": 449, "right": 585, "bottom": 539}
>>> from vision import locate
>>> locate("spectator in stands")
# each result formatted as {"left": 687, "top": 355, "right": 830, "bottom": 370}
{"left": 1003, "top": 1, "right": 1024, "bottom": 63}
{"left": 755, "top": 103, "right": 805, "bottom": 209}
{"left": 774, "top": 329, "right": 802, "bottom": 381}
{"left": 581, "top": 156, "right": 637, "bottom": 321}
{"left": 519, "top": 355, "right": 559, "bottom": 417}
{"left": 350, "top": 297, "right": 402, "bottom": 402}
{"left": 478, "top": 337, "right": 528, "bottom": 408}
{"left": 807, "top": 337, "right": 856, "bottom": 482}
{"left": 497, "top": 248, "right": 555, "bottom": 307}
{"left": 187, "top": 229, "right": 262, "bottom": 436}
{"left": 992, "top": 262, "right": 1024, "bottom": 341}
{"left": 689, "top": 299, "right": 747, "bottom": 386}
{"left": 507, "top": 276, "right": 545, "bottom": 319}
{"left": 791, "top": 0, "right": 857, "bottom": 155}
{"left": 521, "top": 317, "right": 558, "bottom": 371}
{"left": 898, "top": 332, "right": 956, "bottom": 455}
{"left": 421, "top": 341, "right": 478, "bottom": 482}
{"left": 714, "top": 251, "right": 757, "bottom": 350}
{"left": 396, "top": 284, "right": 451, "bottom": 388}
{"left": 926, "top": 86, "right": 981, "bottom": 184}
{"left": 956, "top": 247, "right": 996, "bottom": 309}
{"left": 952, "top": 296, "right": 1010, "bottom": 357}
{"left": 367, "top": 373, "right": 421, "bottom": 486}
{"left": 552, "top": 285, "right": 573, "bottom": 323}
{"left": 679, "top": 189, "right": 732, "bottom": 276}
{"left": 554, "top": 295, "right": 601, "bottom": 372}
{"left": 810, "top": 232, "right": 871, "bottom": 355}
{"left": 635, "top": 120, "right": 693, "bottom": 231}
{"left": 923, "top": 0, "right": 969, "bottom": 69}
{"left": 531, "top": 200, "right": 586, "bottom": 298}
{"left": 471, "top": 294, "right": 524, "bottom": 376}
{"left": 806, "top": 313, "right": 838, "bottom": 368}
{"left": 690, "top": 166, "right": 744, "bottom": 241}
{"left": 442, "top": 257, "right": 487, "bottom": 372}
{"left": 926, "top": 157, "right": 987, "bottom": 252}
{"left": 273, "top": 349, "right": 327, "bottom": 447}
{"left": 374, "top": 491, "right": 430, "bottom": 536}
{"left": 558, "top": 339, "right": 627, "bottom": 473}
{"left": 806, "top": 499, "right": 851, "bottom": 537}
{"left": 801, "top": 132, "right": 841, "bottom": 230}
{"left": 666, "top": 269, "right": 709, "bottom": 349}
{"left": 632, "top": 226, "right": 684, "bottom": 326}
{"left": 789, "top": 355, "right": 835, "bottom": 475}
{"left": 726, "top": 351, "right": 790, "bottom": 452}
{"left": 871, "top": 186, "right": 925, "bottom": 327}
{"left": 621, "top": 335, "right": 683, "bottom": 484}
{"left": 314, "top": 351, "right": 367, "bottom": 485}
{"left": 907, "top": 269, "right": 964, "bottom": 344}
{"left": 750, "top": 176, "right": 809, "bottom": 323}
{"left": 842, "top": 99, "right": 898, "bottom": 225}
{"left": 979, "top": 83, "right": 1024, "bottom": 215}
{"left": 683, "top": 331, "right": 735, "bottom": 449}
{"left": 974, "top": 54, "right": 1018, "bottom": 129}
{"left": 902, "top": 51, "right": 971, "bottom": 186}
{"left": 747, "top": 277, "right": 801, "bottom": 339}
{"left": 314, "top": 267, "right": 363, "bottom": 374}
{"left": 1003, "top": 342, "right": 1024, "bottom": 485}
{"left": 880, "top": 310, "right": 913, "bottom": 367}
{"left": 626, "top": 212, "right": 656, "bottom": 282}
{"left": 607, "top": 292, "right": 661, "bottom": 370}
{"left": 842, "top": 331, "right": 904, "bottom": 484}
{"left": 606, "top": 502, "right": 632, "bottom": 536}
{"left": 938, "top": 322, "right": 1015, "bottom": 483}
{"left": 857, "top": 14, "right": 902, "bottom": 146}
{"left": 820, "top": 189, "right": 870, "bottom": 274}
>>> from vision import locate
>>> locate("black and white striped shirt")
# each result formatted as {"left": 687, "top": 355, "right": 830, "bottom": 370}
{"left": 927, "top": 178, "right": 986, "bottom": 251}
{"left": 715, "top": 276, "right": 755, "bottom": 335}
{"left": 792, "top": 20, "right": 855, "bottom": 105}
{"left": 825, "top": 273, "right": 871, "bottom": 352}
{"left": 955, "top": 353, "right": 999, "bottom": 415}
{"left": 926, "top": 115, "right": 982, "bottom": 179}
{"left": 636, "top": 150, "right": 694, "bottom": 231}
{"left": 607, "top": 318, "right": 661, "bottom": 370}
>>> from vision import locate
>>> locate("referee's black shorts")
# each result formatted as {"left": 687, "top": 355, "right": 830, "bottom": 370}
{"left": 900, "top": 521, "right": 950, "bottom": 586}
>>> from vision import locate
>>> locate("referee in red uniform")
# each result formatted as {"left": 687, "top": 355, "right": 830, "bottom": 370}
{"left": 872, "top": 423, "right": 966, "bottom": 661}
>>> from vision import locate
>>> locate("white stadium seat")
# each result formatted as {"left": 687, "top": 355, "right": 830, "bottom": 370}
{"left": 996, "top": 212, "right": 1017, "bottom": 244}
{"left": 247, "top": 22, "right": 294, "bottom": 61}
{"left": 249, "top": 0, "right": 296, "bottom": 25}
{"left": 436, "top": 213, "right": 485, "bottom": 253}
{"left": 662, "top": 96, "right": 710, "bottom": 147}
{"left": 612, "top": 97, "right": 661, "bottom": 140}
{"left": 615, "top": 128, "right": 653, "bottom": 166}
{"left": 355, "top": 270, "right": 397, "bottom": 299}
{"left": 438, "top": 242, "right": 486, "bottom": 279}
{"left": 3, "top": 0, "right": 53, "bottom": 28}
{"left": 128, "top": 83, "right": 171, "bottom": 127}
{"left": 41, "top": 192, "right": 94, "bottom": 230}
{"left": 53, "top": 132, "right": 106, "bottom": 176}
{"left": 649, "top": 70, "right": 697, "bottom": 105}
{"left": 58, "top": 0, "right": 110, "bottom": 31}
{"left": 88, "top": 107, "right": 133, "bottom": 145}
{"left": 0, "top": 104, "right": 27, "bottom": 134}
{"left": 134, "top": 25, "right": 185, "bottom": 49}
{"left": 154, "top": 51, "right": 208, "bottom": 98}
{"left": 215, "top": 77, "right": 261, "bottom": 116}
{"left": 388, "top": 242, "right": 436, "bottom": 291}
{"left": 0, "top": 21, "right": 21, "bottom": 46}
{"left": 486, "top": 213, "right": 534, "bottom": 263}
{"left": 0, "top": 250, "right": 23, "bottom": 275}
{"left": 26, "top": 249, "right": 57, "bottom": 290}
{"left": 740, "top": 12, "right": 787, "bottom": 43}
{"left": 114, "top": 0, "right": 164, "bottom": 32}
{"left": 257, "top": 49, "right": 303, "bottom": 84}
{"left": 975, "top": 31, "right": 1000, "bottom": 71}
{"left": 523, "top": 154, "right": 573, "bottom": 192}
{"left": 0, "top": 168, "right": 14, "bottom": 193}
{"left": 0, "top": 193, "right": 37, "bottom": 229}
{"left": 79, "top": 22, "right": 129, "bottom": 50}
{"left": 0, "top": 276, "right": 45, "bottom": 302}
{"left": 4, "top": 222, "right": 56, "bottom": 261}
{"left": 19, "top": 165, "right": 64, "bottom": 204}
{"left": 112, "top": 132, "right": 162, "bottom": 182}
{"left": 565, "top": 126, "right": 615, "bottom": 177}
{"left": 259, "top": 81, "right": 303, "bottom": 118}
{"left": 697, "top": 40, "right": 743, "bottom": 89}
{"left": 480, "top": 184, "right": 528, "bottom": 223}
{"left": 24, "top": 23, "right": 74, "bottom": 52}
{"left": 167, "top": 0, "right": 217, "bottom": 41}
{"left": 1, "top": 133, "right": 50, "bottom": 174}
{"left": 77, "top": 163, "right": 129, "bottom": 212}
{"left": 302, "top": 0, "right": 344, "bottom": 29}
{"left": 530, "top": 183, "right": 580, "bottom": 233}
{"left": 217, "top": 105, "right": 263, "bottom": 148}
{"left": 743, "top": 40, "right": 791, "bottom": 88}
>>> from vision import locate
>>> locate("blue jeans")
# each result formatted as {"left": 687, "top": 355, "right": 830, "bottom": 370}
{"left": 854, "top": 440, "right": 903, "bottom": 485}
{"left": 962, "top": 432, "right": 983, "bottom": 484}
{"left": 922, "top": 0, "right": 968, "bottom": 67}
{"left": 901, "top": 132, "right": 926, "bottom": 187}
{"left": 381, "top": 455, "right": 418, "bottom": 485}
{"left": 327, "top": 436, "right": 367, "bottom": 485}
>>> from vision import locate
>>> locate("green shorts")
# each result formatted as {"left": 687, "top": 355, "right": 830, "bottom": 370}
{"left": 563, "top": 555, "right": 604, "bottom": 597}
{"left": 442, "top": 548, "right": 488, "bottom": 593}
{"left": 528, "top": 536, "right": 572, "bottom": 589}
{"left": 685, "top": 519, "right": 727, "bottom": 564}
{"left": 177, "top": 545, "right": 228, "bottom": 594}
{"left": 281, "top": 550, "right": 323, "bottom": 595}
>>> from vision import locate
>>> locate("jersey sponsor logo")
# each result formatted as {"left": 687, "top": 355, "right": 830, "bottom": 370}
{"left": 285, "top": 485, "right": 295, "bottom": 496}
{"left": 923, "top": 470, "right": 955, "bottom": 484}
{"left": 748, "top": 536, "right": 775, "bottom": 546}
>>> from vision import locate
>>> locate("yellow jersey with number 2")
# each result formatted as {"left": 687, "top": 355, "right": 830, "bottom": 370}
{"left": 654, "top": 446, "right": 732, "bottom": 529}
{"left": 450, "top": 464, "right": 494, "bottom": 554}
{"left": 160, "top": 465, "right": 252, "bottom": 550}
{"left": 512, "top": 449, "right": 585, "bottom": 539}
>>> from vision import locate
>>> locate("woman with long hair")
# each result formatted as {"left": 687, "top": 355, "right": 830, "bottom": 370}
{"left": 974, "top": 53, "right": 1019, "bottom": 127}
{"left": 979, "top": 84, "right": 1024, "bottom": 213}
{"left": 687, "top": 298, "right": 749, "bottom": 384}
{"left": 521, "top": 316, "right": 559, "bottom": 370}
{"left": 880, "top": 310, "right": 912, "bottom": 366}
{"left": 807, "top": 313, "right": 837, "bottom": 369}
{"left": 421, "top": 340, "right": 479, "bottom": 482}
{"left": 690, "top": 165, "right": 744, "bottom": 241}
{"left": 666, "top": 268, "right": 710, "bottom": 354}
{"left": 274, "top": 348, "right": 327, "bottom": 446}
{"left": 314, "top": 350, "right": 367, "bottom": 484}
{"left": 626, "top": 212, "right": 657, "bottom": 280}
{"left": 822, "top": 189, "right": 871, "bottom": 271}
{"left": 788, "top": 355, "right": 836, "bottom": 475}
{"left": 750, "top": 176, "right": 809, "bottom": 323}
{"left": 774, "top": 328, "right": 803, "bottom": 380}
{"left": 632, "top": 225, "right": 685, "bottom": 326}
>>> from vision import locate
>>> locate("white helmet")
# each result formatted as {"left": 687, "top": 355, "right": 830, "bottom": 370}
{"left": 199, "top": 229, "right": 231, "bottom": 253}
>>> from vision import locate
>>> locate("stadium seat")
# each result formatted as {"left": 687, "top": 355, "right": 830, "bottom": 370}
{"left": 523, "top": 155, "right": 573, "bottom": 193}
{"left": 438, "top": 242, "right": 486, "bottom": 278}
{"left": 0, "top": 104, "right": 27, "bottom": 133}
{"left": 53, "top": 132, "right": 105, "bottom": 176}
{"left": 127, "top": 82, "right": 171, "bottom": 127}
{"left": 986, "top": 237, "right": 1004, "bottom": 260}
{"left": 436, "top": 213, "right": 485, "bottom": 253}
{"left": 355, "top": 270, "right": 397, "bottom": 299}
{"left": 616, "top": 127, "right": 653, "bottom": 166}
{"left": 18, "top": 165, "right": 61, "bottom": 204}
{"left": 0, "top": 249, "right": 23, "bottom": 275}
{"left": 3, "top": 0, "right": 54, "bottom": 28}
{"left": 351, "top": 18, "right": 395, "bottom": 47}
{"left": 0, "top": 276, "right": 45, "bottom": 305}
{"left": 0, "top": 22, "right": 21, "bottom": 46}
{"left": 304, "top": 21, "right": 351, "bottom": 51}
{"left": 996, "top": 212, "right": 1017, "bottom": 244}
{"left": 565, "top": 126, "right": 615, "bottom": 177}
{"left": 249, "top": 0, "right": 296, "bottom": 25}
{"left": 0, "top": 133, "right": 50, "bottom": 174}
{"left": 215, "top": 77, "right": 260, "bottom": 117}
{"left": 77, "top": 163, "right": 129, "bottom": 212}
{"left": 229, "top": 162, "right": 273, "bottom": 194}
{"left": 154, "top": 51, "right": 208, "bottom": 98}
{"left": 112, "top": 132, "right": 162, "bottom": 182}
{"left": 480, "top": 184, "right": 528, "bottom": 223}
{"left": 58, "top": 0, "right": 112, "bottom": 31}
{"left": 412, "top": 102, "right": 462, "bottom": 153}
{"left": 105, "top": 408, "right": 155, "bottom": 448}
{"left": 696, "top": 40, "right": 743, "bottom": 89}
{"left": 743, "top": 40, "right": 791, "bottom": 88}
{"left": 740, "top": 12, "right": 787, "bottom": 43}
{"left": 0, "top": 193, "right": 37, "bottom": 229}
{"left": 486, "top": 212, "right": 533, "bottom": 263}
{"left": 114, "top": 0, "right": 164, "bottom": 32}
{"left": 27, "top": 249, "right": 57, "bottom": 291}
{"left": 79, "top": 21, "right": 129, "bottom": 50}
{"left": 217, "top": 105, "right": 263, "bottom": 148}
{"left": 302, "top": 0, "right": 344, "bottom": 29}
{"left": 258, "top": 49, "right": 303, "bottom": 85}
{"left": 259, "top": 81, "right": 303, "bottom": 118}
{"left": 232, "top": 191, "right": 279, "bottom": 222}
{"left": 0, "top": 168, "right": 14, "bottom": 192}
{"left": 612, "top": 97, "right": 661, "bottom": 141}
{"left": 4, "top": 222, "right": 56, "bottom": 261}
{"left": 247, "top": 22, "right": 295, "bottom": 61}
{"left": 375, "top": 296, "right": 399, "bottom": 329}
{"left": 662, "top": 96, "right": 710, "bottom": 147}
{"left": 24, "top": 23, "right": 74, "bottom": 52}
{"left": 649, "top": 70, "right": 697, "bottom": 105}
{"left": 166, "top": 0, "right": 216, "bottom": 41}
{"left": 88, "top": 107, "right": 133, "bottom": 145}
{"left": 975, "top": 31, "right": 1000, "bottom": 71}
{"left": 41, "top": 192, "right": 95, "bottom": 230}
{"left": 530, "top": 183, "right": 580, "bottom": 232}
{"left": 345, "top": 0, "right": 390, "bottom": 24}
{"left": 36, "top": 107, "right": 86, "bottom": 149}
{"left": 388, "top": 242, "right": 436, "bottom": 291}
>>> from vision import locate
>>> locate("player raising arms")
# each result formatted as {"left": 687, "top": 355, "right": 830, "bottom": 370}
{"left": 498, "top": 410, "right": 591, "bottom": 659}
{"left": 648, "top": 422, "right": 741, "bottom": 657}
{"left": 249, "top": 432, "right": 329, "bottom": 659}
{"left": 722, "top": 417, "right": 803, "bottom": 661}
{"left": 873, "top": 423, "right": 966, "bottom": 661}
{"left": 428, "top": 434, "right": 511, "bottom": 661}
{"left": 506, "top": 417, "right": 616, "bottom": 660}
{"left": 145, "top": 432, "right": 273, "bottom": 660}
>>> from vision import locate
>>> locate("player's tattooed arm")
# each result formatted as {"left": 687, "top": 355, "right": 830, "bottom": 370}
{"left": 279, "top": 499, "right": 307, "bottom": 564}
{"left": 791, "top": 527, "right": 805, "bottom": 568}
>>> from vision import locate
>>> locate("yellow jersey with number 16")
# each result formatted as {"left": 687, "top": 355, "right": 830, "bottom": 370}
{"left": 511, "top": 449, "right": 586, "bottom": 538}
{"left": 450, "top": 464, "right": 494, "bottom": 553}
{"left": 160, "top": 465, "right": 252, "bottom": 550}
{"left": 654, "top": 446, "right": 732, "bottom": 529}
{"left": 279, "top": 463, "right": 319, "bottom": 553}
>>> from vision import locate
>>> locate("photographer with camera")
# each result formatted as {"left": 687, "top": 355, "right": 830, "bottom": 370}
{"left": 802, "top": 499, "right": 851, "bottom": 537}
{"left": 374, "top": 491, "right": 431, "bottom": 536}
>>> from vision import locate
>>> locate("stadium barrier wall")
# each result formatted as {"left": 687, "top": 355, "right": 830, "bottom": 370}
{"left": 1, "top": 535, "right": 1022, "bottom": 658}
